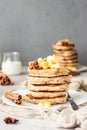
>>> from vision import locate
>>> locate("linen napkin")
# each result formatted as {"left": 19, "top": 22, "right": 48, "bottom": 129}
{"left": 40, "top": 105, "right": 87, "bottom": 130}
{"left": 0, "top": 99, "right": 42, "bottom": 119}
{"left": 69, "top": 79, "right": 87, "bottom": 94}
{"left": 1, "top": 98, "right": 87, "bottom": 130}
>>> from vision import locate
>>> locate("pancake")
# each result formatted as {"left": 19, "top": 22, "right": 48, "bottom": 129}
{"left": 66, "top": 66, "right": 78, "bottom": 71}
{"left": 59, "top": 62, "right": 79, "bottom": 67}
{"left": 54, "top": 54, "right": 78, "bottom": 60}
{"left": 28, "top": 68, "right": 70, "bottom": 77}
{"left": 28, "top": 75, "right": 72, "bottom": 85}
{"left": 54, "top": 49, "right": 77, "bottom": 57}
{"left": 25, "top": 94, "right": 67, "bottom": 104}
{"left": 28, "top": 91, "right": 66, "bottom": 98}
{"left": 52, "top": 44, "right": 74, "bottom": 50}
{"left": 57, "top": 59, "right": 78, "bottom": 64}
{"left": 55, "top": 39, "right": 74, "bottom": 46}
{"left": 27, "top": 83, "right": 69, "bottom": 92}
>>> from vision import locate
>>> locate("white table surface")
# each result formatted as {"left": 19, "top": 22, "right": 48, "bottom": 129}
{"left": 0, "top": 67, "right": 87, "bottom": 130}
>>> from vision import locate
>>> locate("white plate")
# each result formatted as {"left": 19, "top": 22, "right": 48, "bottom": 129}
{"left": 2, "top": 89, "right": 87, "bottom": 109}
{"left": 77, "top": 65, "right": 87, "bottom": 72}
{"left": 2, "top": 89, "right": 39, "bottom": 109}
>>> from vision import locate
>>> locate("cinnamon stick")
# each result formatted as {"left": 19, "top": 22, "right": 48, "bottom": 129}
{"left": 5, "top": 91, "right": 22, "bottom": 101}
{"left": 5, "top": 91, "right": 22, "bottom": 105}
{"left": 14, "top": 99, "right": 22, "bottom": 105}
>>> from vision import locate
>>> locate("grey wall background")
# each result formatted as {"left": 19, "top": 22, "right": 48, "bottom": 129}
{"left": 0, "top": 0, "right": 87, "bottom": 65}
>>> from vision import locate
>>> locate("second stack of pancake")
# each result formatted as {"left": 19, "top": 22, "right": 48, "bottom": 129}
{"left": 52, "top": 39, "right": 79, "bottom": 71}
{"left": 26, "top": 58, "right": 72, "bottom": 105}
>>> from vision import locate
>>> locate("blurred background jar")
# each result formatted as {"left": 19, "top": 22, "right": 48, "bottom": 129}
{"left": 1, "top": 52, "right": 22, "bottom": 75}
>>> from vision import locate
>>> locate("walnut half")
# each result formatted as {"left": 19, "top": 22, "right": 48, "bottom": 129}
{"left": 4, "top": 117, "right": 19, "bottom": 124}
{"left": 29, "top": 60, "right": 40, "bottom": 69}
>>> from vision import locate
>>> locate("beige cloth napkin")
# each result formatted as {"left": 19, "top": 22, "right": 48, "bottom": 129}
{"left": 40, "top": 105, "right": 87, "bottom": 130}
{"left": 0, "top": 99, "right": 87, "bottom": 130}
{"left": 0, "top": 99, "right": 42, "bottom": 119}
{"left": 69, "top": 79, "right": 87, "bottom": 93}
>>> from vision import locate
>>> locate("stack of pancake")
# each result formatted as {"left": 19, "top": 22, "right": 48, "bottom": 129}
{"left": 26, "top": 58, "right": 72, "bottom": 105}
{"left": 52, "top": 39, "right": 79, "bottom": 71}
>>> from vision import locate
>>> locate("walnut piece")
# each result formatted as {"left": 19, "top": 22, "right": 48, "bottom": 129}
{"left": 14, "top": 99, "right": 22, "bottom": 105}
{"left": 29, "top": 60, "right": 40, "bottom": 69}
{"left": 4, "top": 117, "right": 19, "bottom": 124}
{"left": 62, "top": 40, "right": 69, "bottom": 46}
{"left": 0, "top": 72, "right": 14, "bottom": 86}
{"left": 61, "top": 39, "right": 74, "bottom": 46}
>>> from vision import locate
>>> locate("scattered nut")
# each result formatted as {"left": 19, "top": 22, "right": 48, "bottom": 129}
{"left": 29, "top": 60, "right": 40, "bottom": 69}
{"left": 0, "top": 72, "right": 14, "bottom": 86}
{"left": 4, "top": 117, "right": 19, "bottom": 124}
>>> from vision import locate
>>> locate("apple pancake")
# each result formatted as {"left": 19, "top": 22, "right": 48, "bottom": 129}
{"left": 52, "top": 44, "right": 74, "bottom": 50}
{"left": 28, "top": 68, "right": 70, "bottom": 77}
{"left": 28, "top": 75, "right": 72, "bottom": 85}
{"left": 27, "top": 83, "right": 69, "bottom": 92}
{"left": 52, "top": 39, "right": 75, "bottom": 51}
{"left": 25, "top": 94, "right": 67, "bottom": 104}
{"left": 55, "top": 39, "right": 74, "bottom": 46}
{"left": 54, "top": 49, "right": 77, "bottom": 57}
{"left": 54, "top": 54, "right": 78, "bottom": 60}
{"left": 28, "top": 91, "right": 66, "bottom": 98}
{"left": 57, "top": 59, "right": 78, "bottom": 64}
